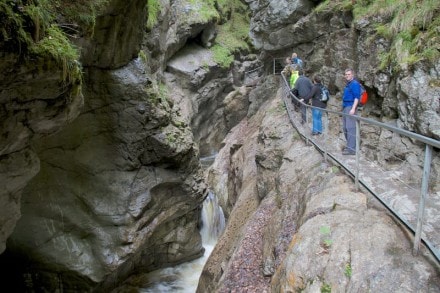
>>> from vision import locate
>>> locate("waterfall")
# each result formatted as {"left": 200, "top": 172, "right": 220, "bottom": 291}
{"left": 140, "top": 191, "right": 225, "bottom": 292}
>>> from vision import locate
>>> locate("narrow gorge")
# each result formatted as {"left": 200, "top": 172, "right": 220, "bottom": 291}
{"left": 0, "top": 0, "right": 439, "bottom": 292}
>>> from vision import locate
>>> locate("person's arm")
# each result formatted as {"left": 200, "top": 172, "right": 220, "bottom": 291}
{"left": 350, "top": 98, "right": 359, "bottom": 115}
{"left": 302, "top": 85, "right": 316, "bottom": 104}
{"left": 349, "top": 82, "right": 361, "bottom": 114}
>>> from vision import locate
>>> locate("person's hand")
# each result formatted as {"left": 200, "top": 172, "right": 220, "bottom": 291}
{"left": 349, "top": 108, "right": 356, "bottom": 115}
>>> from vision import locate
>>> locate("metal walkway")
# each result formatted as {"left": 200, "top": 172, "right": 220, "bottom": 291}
{"left": 278, "top": 73, "right": 440, "bottom": 263}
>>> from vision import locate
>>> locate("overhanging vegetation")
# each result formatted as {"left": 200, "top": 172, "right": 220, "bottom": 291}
{"left": 316, "top": 0, "right": 440, "bottom": 73}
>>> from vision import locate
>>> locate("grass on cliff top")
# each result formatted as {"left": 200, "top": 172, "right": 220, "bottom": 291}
{"left": 316, "top": 0, "right": 440, "bottom": 73}
{"left": 0, "top": 0, "right": 110, "bottom": 86}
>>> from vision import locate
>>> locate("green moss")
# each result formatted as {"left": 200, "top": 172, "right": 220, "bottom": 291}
{"left": 146, "top": 81, "right": 171, "bottom": 109}
{"left": 316, "top": 0, "right": 440, "bottom": 73}
{"left": 179, "top": 0, "right": 219, "bottom": 24}
{"left": 50, "top": 0, "right": 110, "bottom": 35}
{"left": 147, "top": 0, "right": 161, "bottom": 29}
{"left": 139, "top": 50, "right": 148, "bottom": 63}
{"left": 0, "top": 0, "right": 82, "bottom": 86}
{"left": 344, "top": 263, "right": 352, "bottom": 278}
{"left": 211, "top": 44, "right": 234, "bottom": 68}
{"left": 23, "top": 0, "right": 54, "bottom": 41}
{"left": 358, "top": 0, "right": 440, "bottom": 71}
{"left": 210, "top": 0, "right": 251, "bottom": 68}
{"left": 321, "top": 283, "right": 332, "bottom": 293}
{"left": 0, "top": 1, "right": 33, "bottom": 52}
{"left": 30, "top": 25, "right": 80, "bottom": 82}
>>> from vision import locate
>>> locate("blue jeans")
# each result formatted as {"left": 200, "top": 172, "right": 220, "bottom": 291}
{"left": 312, "top": 108, "right": 322, "bottom": 133}
{"left": 342, "top": 106, "right": 357, "bottom": 152}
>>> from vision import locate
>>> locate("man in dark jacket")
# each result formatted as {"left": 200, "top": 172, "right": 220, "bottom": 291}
{"left": 293, "top": 70, "right": 313, "bottom": 124}
{"left": 302, "top": 75, "right": 327, "bottom": 135}
{"left": 342, "top": 68, "right": 361, "bottom": 155}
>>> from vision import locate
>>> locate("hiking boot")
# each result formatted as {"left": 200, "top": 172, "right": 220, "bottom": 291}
{"left": 342, "top": 149, "right": 356, "bottom": 155}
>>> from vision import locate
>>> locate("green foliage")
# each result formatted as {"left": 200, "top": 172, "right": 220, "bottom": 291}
{"left": 147, "top": 0, "right": 161, "bottom": 29}
{"left": 139, "top": 50, "right": 148, "bottom": 63}
{"left": 51, "top": 0, "right": 110, "bottom": 35}
{"left": 315, "top": 0, "right": 353, "bottom": 13}
{"left": 23, "top": 0, "right": 54, "bottom": 41}
{"left": 319, "top": 225, "right": 332, "bottom": 248}
{"left": 322, "top": 239, "right": 333, "bottom": 247}
{"left": 0, "top": 0, "right": 82, "bottom": 85}
{"left": 319, "top": 226, "right": 331, "bottom": 235}
{"left": 360, "top": 0, "right": 440, "bottom": 71}
{"left": 210, "top": 0, "right": 251, "bottom": 68}
{"left": 321, "top": 283, "right": 332, "bottom": 293}
{"left": 166, "top": 132, "right": 177, "bottom": 143}
{"left": 344, "top": 263, "right": 352, "bottom": 278}
{"left": 30, "top": 25, "right": 81, "bottom": 83}
{"left": 375, "top": 24, "right": 392, "bottom": 39}
{"left": 315, "top": 0, "right": 440, "bottom": 72}
{"left": 158, "top": 83, "right": 169, "bottom": 106}
{"left": 212, "top": 44, "right": 234, "bottom": 68}
{"left": 184, "top": 0, "right": 219, "bottom": 24}
{"left": 146, "top": 81, "right": 170, "bottom": 109}
{"left": 0, "top": 1, "right": 32, "bottom": 52}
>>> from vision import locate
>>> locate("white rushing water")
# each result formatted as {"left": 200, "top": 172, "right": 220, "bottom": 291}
{"left": 140, "top": 191, "right": 225, "bottom": 292}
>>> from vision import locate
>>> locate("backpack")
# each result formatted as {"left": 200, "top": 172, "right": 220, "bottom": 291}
{"left": 291, "top": 57, "right": 303, "bottom": 69}
{"left": 320, "top": 85, "right": 330, "bottom": 103}
{"left": 359, "top": 83, "right": 368, "bottom": 106}
{"left": 349, "top": 80, "right": 368, "bottom": 106}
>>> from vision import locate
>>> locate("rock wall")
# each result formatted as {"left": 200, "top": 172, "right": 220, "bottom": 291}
{"left": 197, "top": 87, "right": 440, "bottom": 292}
{"left": 0, "top": 0, "right": 210, "bottom": 291}
{"left": 0, "top": 53, "right": 83, "bottom": 254}
{"left": 249, "top": 0, "right": 440, "bottom": 141}
{"left": 1, "top": 0, "right": 439, "bottom": 291}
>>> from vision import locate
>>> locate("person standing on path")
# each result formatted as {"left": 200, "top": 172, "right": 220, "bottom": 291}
{"left": 301, "top": 75, "right": 327, "bottom": 135}
{"left": 294, "top": 70, "right": 313, "bottom": 124}
{"left": 342, "top": 68, "right": 360, "bottom": 155}
{"left": 291, "top": 52, "right": 304, "bottom": 70}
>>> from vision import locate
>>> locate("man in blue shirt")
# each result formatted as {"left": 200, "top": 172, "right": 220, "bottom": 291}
{"left": 342, "top": 69, "right": 360, "bottom": 155}
{"left": 291, "top": 52, "right": 303, "bottom": 69}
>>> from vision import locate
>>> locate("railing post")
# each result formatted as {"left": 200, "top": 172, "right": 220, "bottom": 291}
{"left": 323, "top": 112, "right": 328, "bottom": 162}
{"left": 413, "top": 144, "right": 433, "bottom": 255}
{"left": 355, "top": 119, "right": 361, "bottom": 190}
{"left": 273, "top": 59, "right": 276, "bottom": 75}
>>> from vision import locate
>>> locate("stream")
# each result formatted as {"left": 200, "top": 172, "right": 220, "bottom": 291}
{"left": 140, "top": 191, "right": 225, "bottom": 292}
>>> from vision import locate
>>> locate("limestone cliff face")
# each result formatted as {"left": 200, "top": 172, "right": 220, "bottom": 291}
{"left": 1, "top": 0, "right": 439, "bottom": 291}
{"left": 248, "top": 0, "right": 440, "bottom": 140}
{"left": 197, "top": 86, "right": 440, "bottom": 293}
{"left": 0, "top": 0, "right": 209, "bottom": 291}
{"left": 197, "top": 0, "right": 440, "bottom": 291}
{"left": 0, "top": 49, "right": 83, "bottom": 255}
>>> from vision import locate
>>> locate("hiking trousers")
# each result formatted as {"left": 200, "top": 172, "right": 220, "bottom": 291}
{"left": 342, "top": 106, "right": 357, "bottom": 152}
{"left": 312, "top": 108, "right": 323, "bottom": 133}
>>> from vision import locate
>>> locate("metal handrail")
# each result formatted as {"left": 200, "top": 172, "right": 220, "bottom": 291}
{"left": 279, "top": 71, "right": 440, "bottom": 263}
